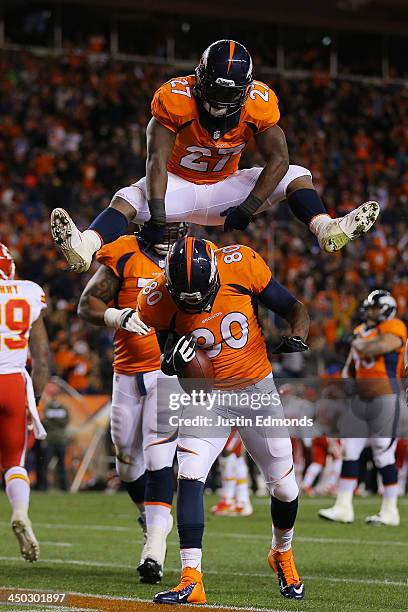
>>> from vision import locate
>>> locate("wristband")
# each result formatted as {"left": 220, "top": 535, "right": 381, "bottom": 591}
{"left": 239, "top": 193, "right": 263, "bottom": 217}
{"left": 147, "top": 198, "right": 166, "bottom": 225}
{"left": 103, "top": 307, "right": 122, "bottom": 329}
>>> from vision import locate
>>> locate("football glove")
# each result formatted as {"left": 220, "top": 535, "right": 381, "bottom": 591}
{"left": 139, "top": 219, "right": 166, "bottom": 246}
{"left": 221, "top": 194, "right": 263, "bottom": 231}
{"left": 272, "top": 336, "right": 309, "bottom": 354}
{"left": 103, "top": 307, "right": 150, "bottom": 335}
{"left": 161, "top": 334, "right": 196, "bottom": 376}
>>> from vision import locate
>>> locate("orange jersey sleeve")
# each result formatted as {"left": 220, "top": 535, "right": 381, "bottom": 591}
{"left": 151, "top": 77, "right": 196, "bottom": 133}
{"left": 216, "top": 245, "right": 272, "bottom": 294}
{"left": 244, "top": 80, "right": 280, "bottom": 133}
{"left": 96, "top": 235, "right": 139, "bottom": 278}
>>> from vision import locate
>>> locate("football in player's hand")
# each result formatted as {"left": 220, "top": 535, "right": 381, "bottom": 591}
{"left": 178, "top": 348, "right": 214, "bottom": 395}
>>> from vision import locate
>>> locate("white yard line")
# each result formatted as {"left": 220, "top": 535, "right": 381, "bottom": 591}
{"left": 0, "top": 556, "right": 407, "bottom": 588}
{"left": 1, "top": 521, "right": 405, "bottom": 549}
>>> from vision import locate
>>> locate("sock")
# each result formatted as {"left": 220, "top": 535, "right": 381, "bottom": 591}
{"left": 180, "top": 548, "right": 202, "bottom": 572}
{"left": 288, "top": 189, "right": 330, "bottom": 228}
{"left": 177, "top": 479, "right": 205, "bottom": 571}
{"left": 235, "top": 455, "right": 250, "bottom": 505}
{"left": 123, "top": 473, "right": 146, "bottom": 514}
{"left": 89, "top": 208, "right": 129, "bottom": 244}
{"left": 5, "top": 467, "right": 30, "bottom": 514}
{"left": 302, "top": 462, "right": 322, "bottom": 489}
{"left": 379, "top": 464, "right": 399, "bottom": 504}
{"left": 82, "top": 229, "right": 102, "bottom": 253}
{"left": 326, "top": 458, "right": 342, "bottom": 489}
{"left": 272, "top": 527, "right": 294, "bottom": 552}
{"left": 145, "top": 467, "right": 174, "bottom": 531}
{"left": 222, "top": 454, "right": 237, "bottom": 503}
{"left": 271, "top": 495, "right": 298, "bottom": 530}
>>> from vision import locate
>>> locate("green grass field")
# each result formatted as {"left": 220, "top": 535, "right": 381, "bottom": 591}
{"left": 0, "top": 492, "right": 407, "bottom": 612}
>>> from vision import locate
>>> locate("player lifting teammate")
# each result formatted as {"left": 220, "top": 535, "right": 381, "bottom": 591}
{"left": 137, "top": 236, "right": 310, "bottom": 603}
{"left": 0, "top": 244, "right": 49, "bottom": 562}
{"left": 51, "top": 39, "right": 379, "bottom": 273}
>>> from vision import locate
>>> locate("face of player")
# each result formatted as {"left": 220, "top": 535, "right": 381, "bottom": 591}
{"left": 366, "top": 306, "right": 383, "bottom": 325}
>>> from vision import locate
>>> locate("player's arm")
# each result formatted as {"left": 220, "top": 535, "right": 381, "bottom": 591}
{"left": 256, "top": 277, "right": 309, "bottom": 352}
{"left": 29, "top": 312, "right": 50, "bottom": 400}
{"left": 342, "top": 348, "right": 356, "bottom": 378}
{"left": 142, "top": 117, "right": 177, "bottom": 242}
{"left": 352, "top": 332, "right": 403, "bottom": 357}
{"left": 78, "top": 265, "right": 149, "bottom": 334}
{"left": 223, "top": 125, "right": 289, "bottom": 231}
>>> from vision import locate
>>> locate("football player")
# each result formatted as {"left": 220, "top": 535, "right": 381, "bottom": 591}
{"left": 51, "top": 39, "right": 379, "bottom": 273}
{"left": 77, "top": 224, "right": 186, "bottom": 583}
{"left": 137, "top": 236, "right": 310, "bottom": 603}
{"left": 0, "top": 243, "right": 49, "bottom": 561}
{"left": 319, "top": 290, "right": 406, "bottom": 526}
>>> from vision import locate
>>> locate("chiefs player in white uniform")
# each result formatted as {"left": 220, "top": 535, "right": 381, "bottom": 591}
{"left": 0, "top": 244, "right": 49, "bottom": 561}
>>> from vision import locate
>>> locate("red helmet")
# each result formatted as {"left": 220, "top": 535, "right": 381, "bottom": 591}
{"left": 0, "top": 243, "right": 16, "bottom": 280}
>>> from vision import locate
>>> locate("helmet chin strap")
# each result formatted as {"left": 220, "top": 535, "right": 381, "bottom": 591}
{"left": 203, "top": 101, "right": 227, "bottom": 117}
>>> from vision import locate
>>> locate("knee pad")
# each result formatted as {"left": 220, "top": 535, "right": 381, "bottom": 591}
{"left": 372, "top": 439, "right": 397, "bottom": 469}
{"left": 271, "top": 467, "right": 299, "bottom": 502}
{"left": 111, "top": 184, "right": 143, "bottom": 216}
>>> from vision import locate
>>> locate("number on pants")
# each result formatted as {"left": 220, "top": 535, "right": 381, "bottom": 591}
{"left": 180, "top": 144, "right": 246, "bottom": 173}
{"left": 191, "top": 312, "right": 249, "bottom": 358}
{"left": 0, "top": 299, "right": 31, "bottom": 350}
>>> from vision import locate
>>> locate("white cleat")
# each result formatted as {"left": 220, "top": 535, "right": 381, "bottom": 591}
{"left": 11, "top": 511, "right": 40, "bottom": 562}
{"left": 365, "top": 510, "right": 400, "bottom": 526}
{"left": 50, "top": 208, "right": 93, "bottom": 272}
{"left": 229, "top": 501, "right": 254, "bottom": 517}
{"left": 318, "top": 505, "right": 354, "bottom": 523}
{"left": 320, "top": 201, "right": 380, "bottom": 252}
{"left": 137, "top": 513, "right": 174, "bottom": 583}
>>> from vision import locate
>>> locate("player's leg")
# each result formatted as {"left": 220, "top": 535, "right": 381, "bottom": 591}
{"left": 234, "top": 452, "right": 253, "bottom": 516}
{"left": 301, "top": 436, "right": 326, "bottom": 495}
{"left": 211, "top": 451, "right": 237, "bottom": 515}
{"left": 318, "top": 437, "right": 366, "bottom": 523}
{"left": 50, "top": 172, "right": 196, "bottom": 272}
{"left": 153, "top": 432, "right": 228, "bottom": 605}
{"left": 0, "top": 373, "right": 39, "bottom": 562}
{"left": 366, "top": 438, "right": 399, "bottom": 525}
{"left": 138, "top": 371, "right": 177, "bottom": 583}
{"left": 110, "top": 374, "right": 147, "bottom": 549}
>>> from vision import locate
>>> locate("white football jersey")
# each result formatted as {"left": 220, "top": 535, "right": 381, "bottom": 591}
{"left": 0, "top": 279, "right": 46, "bottom": 374}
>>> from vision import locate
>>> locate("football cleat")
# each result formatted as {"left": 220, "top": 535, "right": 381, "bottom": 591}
{"left": 11, "top": 511, "right": 39, "bottom": 562}
{"left": 210, "top": 498, "right": 234, "bottom": 515}
{"left": 138, "top": 514, "right": 173, "bottom": 583}
{"left": 153, "top": 567, "right": 206, "bottom": 605}
{"left": 50, "top": 208, "right": 96, "bottom": 272}
{"left": 320, "top": 201, "right": 380, "bottom": 252}
{"left": 365, "top": 509, "right": 400, "bottom": 526}
{"left": 300, "top": 485, "right": 316, "bottom": 497}
{"left": 268, "top": 548, "right": 304, "bottom": 600}
{"left": 318, "top": 504, "right": 354, "bottom": 523}
{"left": 230, "top": 501, "right": 253, "bottom": 517}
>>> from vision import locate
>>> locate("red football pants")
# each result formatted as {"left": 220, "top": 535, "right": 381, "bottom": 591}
{"left": 0, "top": 373, "right": 28, "bottom": 470}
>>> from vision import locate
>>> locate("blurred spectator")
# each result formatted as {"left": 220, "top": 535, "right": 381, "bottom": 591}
{"left": 41, "top": 382, "right": 70, "bottom": 491}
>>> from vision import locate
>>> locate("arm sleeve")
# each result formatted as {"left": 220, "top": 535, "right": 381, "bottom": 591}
{"left": 257, "top": 277, "right": 297, "bottom": 316}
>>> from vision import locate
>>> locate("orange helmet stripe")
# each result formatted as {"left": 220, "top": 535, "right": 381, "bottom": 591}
{"left": 227, "top": 40, "right": 236, "bottom": 73}
{"left": 185, "top": 237, "right": 195, "bottom": 288}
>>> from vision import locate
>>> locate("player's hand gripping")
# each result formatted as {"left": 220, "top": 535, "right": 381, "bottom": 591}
{"left": 161, "top": 335, "right": 196, "bottom": 375}
{"left": 140, "top": 219, "right": 166, "bottom": 246}
{"left": 272, "top": 336, "right": 309, "bottom": 354}
{"left": 103, "top": 307, "right": 150, "bottom": 335}
{"left": 221, "top": 194, "right": 263, "bottom": 231}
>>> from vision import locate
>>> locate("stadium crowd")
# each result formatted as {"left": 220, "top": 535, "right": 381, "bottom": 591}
{"left": 1, "top": 48, "right": 407, "bottom": 393}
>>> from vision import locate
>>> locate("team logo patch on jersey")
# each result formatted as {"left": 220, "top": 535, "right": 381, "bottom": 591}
{"left": 213, "top": 130, "right": 221, "bottom": 140}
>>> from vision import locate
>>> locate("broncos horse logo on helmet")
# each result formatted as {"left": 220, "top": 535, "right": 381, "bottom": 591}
{"left": 194, "top": 39, "right": 253, "bottom": 118}
{"left": 165, "top": 237, "right": 219, "bottom": 313}
{"left": 0, "top": 243, "right": 16, "bottom": 280}
{"left": 362, "top": 289, "right": 397, "bottom": 322}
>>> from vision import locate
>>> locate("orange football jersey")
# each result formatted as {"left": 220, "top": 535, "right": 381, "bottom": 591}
{"left": 96, "top": 236, "right": 163, "bottom": 375}
{"left": 137, "top": 244, "right": 273, "bottom": 386}
{"left": 352, "top": 318, "right": 407, "bottom": 398}
{"left": 151, "top": 75, "right": 280, "bottom": 185}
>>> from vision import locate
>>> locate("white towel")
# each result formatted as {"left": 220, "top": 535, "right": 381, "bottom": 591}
{"left": 23, "top": 369, "right": 47, "bottom": 440}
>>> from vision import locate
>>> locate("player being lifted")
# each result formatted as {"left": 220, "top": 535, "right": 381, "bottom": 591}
{"left": 78, "top": 225, "right": 187, "bottom": 583}
{"left": 51, "top": 39, "right": 379, "bottom": 273}
{"left": 0, "top": 244, "right": 49, "bottom": 561}
{"left": 319, "top": 290, "right": 406, "bottom": 526}
{"left": 137, "top": 236, "right": 310, "bottom": 603}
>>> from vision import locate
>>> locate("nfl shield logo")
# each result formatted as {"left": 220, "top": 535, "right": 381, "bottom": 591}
{"left": 213, "top": 130, "right": 221, "bottom": 140}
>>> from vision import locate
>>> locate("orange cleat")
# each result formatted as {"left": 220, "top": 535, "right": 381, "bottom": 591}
{"left": 153, "top": 567, "right": 207, "bottom": 605}
{"left": 268, "top": 548, "right": 304, "bottom": 599}
{"left": 210, "top": 498, "right": 234, "bottom": 515}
